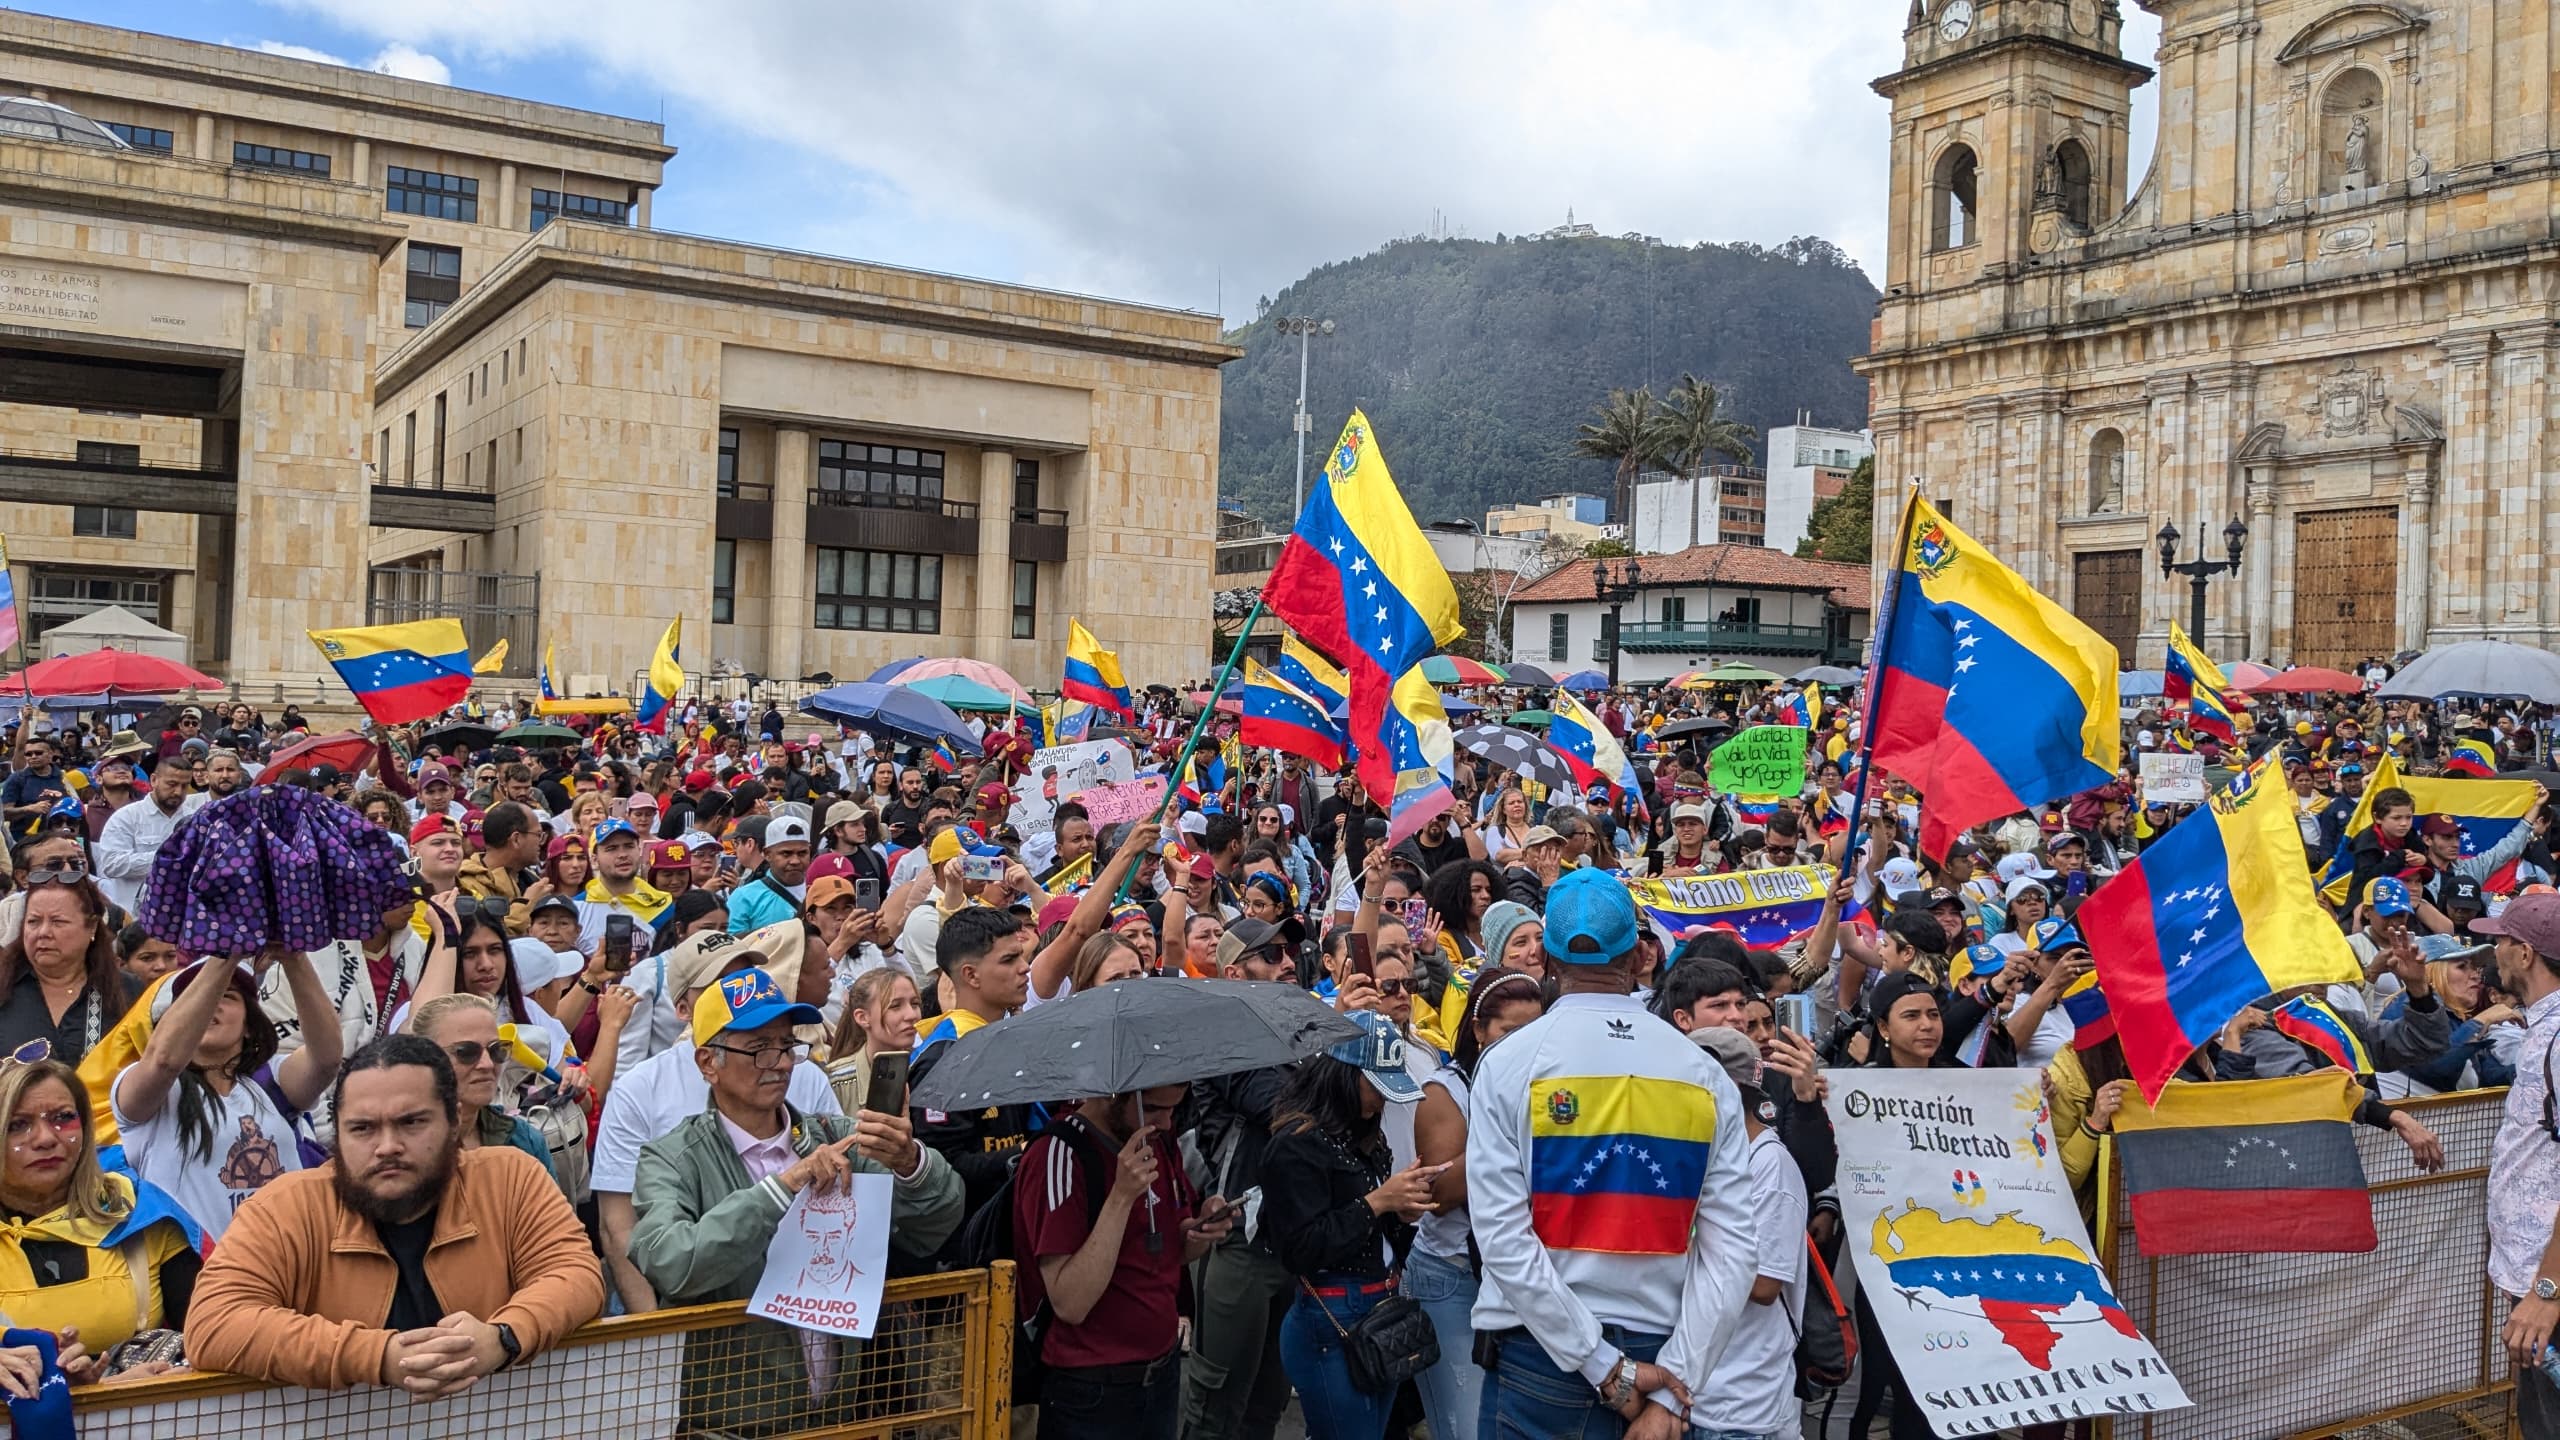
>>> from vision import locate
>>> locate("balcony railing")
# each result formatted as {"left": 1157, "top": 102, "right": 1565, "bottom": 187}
{"left": 809, "top": 487, "right": 980, "bottom": 521}
{"left": 1615, "top": 619, "right": 1832, "bottom": 654}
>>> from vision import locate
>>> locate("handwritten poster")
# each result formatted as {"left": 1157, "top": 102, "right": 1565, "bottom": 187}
{"left": 2139, "top": 752, "right": 2207, "bottom": 805}
{"left": 1710, "top": 726, "right": 1810, "bottom": 797}
{"left": 1825, "top": 1068, "right": 2188, "bottom": 1436}
{"left": 1008, "top": 740, "right": 1135, "bottom": 836}
{"left": 749, "top": 1174, "right": 894, "bottom": 1339}
{"left": 1080, "top": 776, "right": 1171, "bottom": 827}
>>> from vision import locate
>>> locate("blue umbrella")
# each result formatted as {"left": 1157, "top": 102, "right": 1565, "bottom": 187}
{"left": 799, "top": 682, "right": 983, "bottom": 755}
{"left": 1440, "top": 693, "right": 1483, "bottom": 715}
{"left": 865, "top": 659, "right": 924, "bottom": 684}
{"left": 1559, "top": 670, "right": 1609, "bottom": 691}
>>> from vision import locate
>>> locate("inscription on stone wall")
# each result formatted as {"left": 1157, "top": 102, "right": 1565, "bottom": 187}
{"left": 0, "top": 266, "right": 101, "bottom": 326}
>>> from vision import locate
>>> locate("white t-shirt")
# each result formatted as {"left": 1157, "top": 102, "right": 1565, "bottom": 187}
{"left": 1690, "top": 1127, "right": 1807, "bottom": 1436}
{"left": 589, "top": 1043, "right": 842, "bottom": 1194}
{"left": 111, "top": 1067, "right": 306, "bottom": 1241}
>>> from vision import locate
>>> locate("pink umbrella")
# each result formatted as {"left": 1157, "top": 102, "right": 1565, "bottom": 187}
{"left": 883, "top": 657, "right": 1033, "bottom": 706}
{"left": 2227, "top": 661, "right": 2279, "bottom": 689}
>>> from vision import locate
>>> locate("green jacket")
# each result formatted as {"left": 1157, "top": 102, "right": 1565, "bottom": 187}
{"left": 629, "top": 1102, "right": 965, "bottom": 1436}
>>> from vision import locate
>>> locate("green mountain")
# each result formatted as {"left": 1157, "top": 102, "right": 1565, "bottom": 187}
{"left": 1216, "top": 231, "right": 1878, "bottom": 528}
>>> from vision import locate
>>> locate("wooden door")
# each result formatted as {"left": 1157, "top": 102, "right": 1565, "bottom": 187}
{"left": 2291, "top": 506, "right": 2397, "bottom": 666}
{"left": 2072, "top": 549, "right": 2143, "bottom": 661}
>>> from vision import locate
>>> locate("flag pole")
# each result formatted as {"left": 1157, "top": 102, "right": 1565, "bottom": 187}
{"left": 1114, "top": 595, "right": 1264, "bottom": 903}
{"left": 1833, "top": 482, "right": 1925, "bottom": 882}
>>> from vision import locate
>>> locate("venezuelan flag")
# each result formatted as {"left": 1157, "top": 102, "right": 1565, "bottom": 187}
{"left": 1528, "top": 1071, "right": 1716, "bottom": 1256}
{"left": 308, "top": 619, "right": 474, "bottom": 724}
{"left": 2315, "top": 753, "right": 2540, "bottom": 903}
{"left": 2061, "top": 972, "right": 2115, "bottom": 1048}
{"left": 1867, "top": 493, "right": 2120, "bottom": 860}
{"left": 1274, "top": 632, "right": 1348, "bottom": 717}
{"left": 931, "top": 738, "right": 960, "bottom": 774}
{"left": 635, "top": 617, "right": 684, "bottom": 733}
{"left": 1264, "top": 412, "right": 1463, "bottom": 804}
{"left": 1063, "top": 618, "right": 1136, "bottom": 718}
{"left": 2162, "top": 620, "right": 2236, "bottom": 744}
{"left": 1733, "top": 796, "right": 1784, "bottom": 827}
{"left": 1869, "top": 1207, "right": 2138, "bottom": 1368}
{"left": 539, "top": 642, "right": 562, "bottom": 701}
{"left": 2078, "top": 767, "right": 2363, "bottom": 1099}
{"left": 2273, "top": 995, "right": 2375, "bottom": 1074}
{"left": 1240, "top": 659, "right": 1346, "bottom": 770}
{"left": 471, "top": 637, "right": 510, "bottom": 675}
{"left": 1771, "top": 683, "right": 1818, "bottom": 729}
{"left": 2445, "top": 737, "right": 2499, "bottom": 779}
{"left": 1382, "top": 663, "right": 1456, "bottom": 845}
{"left": 1547, "top": 689, "right": 1641, "bottom": 802}
{"left": 2112, "top": 1071, "right": 2375, "bottom": 1255}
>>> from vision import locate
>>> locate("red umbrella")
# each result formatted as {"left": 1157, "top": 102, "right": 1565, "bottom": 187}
{"left": 265, "top": 731, "right": 378, "bottom": 775}
{"left": 1, "top": 648, "right": 221, "bottom": 696}
{"left": 2232, "top": 666, "right": 2365, "bottom": 695}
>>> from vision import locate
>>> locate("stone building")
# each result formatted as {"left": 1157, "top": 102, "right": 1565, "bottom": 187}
{"left": 1858, "top": 0, "right": 2557, "bottom": 667}
{"left": 0, "top": 13, "right": 1231, "bottom": 692}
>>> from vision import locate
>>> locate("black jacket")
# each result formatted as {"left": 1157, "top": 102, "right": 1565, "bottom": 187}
{"left": 907, "top": 1028, "right": 1037, "bottom": 1258}
{"left": 1260, "top": 1122, "right": 1410, "bottom": 1281}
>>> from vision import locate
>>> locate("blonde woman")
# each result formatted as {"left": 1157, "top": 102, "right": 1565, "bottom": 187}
{"left": 408, "top": 993, "right": 554, "bottom": 1175}
{"left": 824, "top": 968, "right": 921, "bottom": 1113}
{"left": 1485, "top": 787, "right": 1536, "bottom": 866}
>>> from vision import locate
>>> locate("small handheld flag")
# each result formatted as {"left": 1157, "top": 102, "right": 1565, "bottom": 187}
{"left": 2271, "top": 995, "right": 2375, "bottom": 1075}
{"left": 539, "top": 643, "right": 562, "bottom": 702}
{"left": 308, "top": 620, "right": 474, "bottom": 725}
{"left": 1275, "top": 632, "right": 1348, "bottom": 716}
{"left": 1063, "top": 619, "right": 1136, "bottom": 718}
{"left": 0, "top": 536, "right": 20, "bottom": 657}
{"left": 1240, "top": 659, "right": 1347, "bottom": 770}
{"left": 635, "top": 618, "right": 683, "bottom": 733}
{"left": 472, "top": 637, "right": 509, "bottom": 675}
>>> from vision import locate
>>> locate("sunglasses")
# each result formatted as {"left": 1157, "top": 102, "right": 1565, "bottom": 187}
{"left": 1374, "top": 978, "right": 1413, "bottom": 997}
{"left": 21, "top": 861, "right": 88, "bottom": 887}
{"left": 444, "top": 1041, "right": 499, "bottom": 1068}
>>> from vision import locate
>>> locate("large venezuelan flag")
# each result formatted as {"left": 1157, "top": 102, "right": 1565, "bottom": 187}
{"left": 2112, "top": 1071, "right": 2375, "bottom": 1255}
{"left": 1274, "top": 632, "right": 1348, "bottom": 717}
{"left": 1528, "top": 1071, "right": 1715, "bottom": 1255}
{"left": 1062, "top": 618, "right": 1136, "bottom": 718}
{"left": 2161, "top": 620, "right": 2236, "bottom": 743}
{"left": 1240, "top": 659, "right": 1346, "bottom": 770}
{"left": 2078, "top": 767, "right": 2363, "bottom": 1100}
{"left": 1546, "top": 689, "right": 1641, "bottom": 801}
{"left": 2314, "top": 753, "right": 2540, "bottom": 904}
{"left": 1867, "top": 494, "right": 2120, "bottom": 860}
{"left": 1263, "top": 413, "right": 1463, "bottom": 803}
{"left": 309, "top": 619, "right": 474, "bottom": 724}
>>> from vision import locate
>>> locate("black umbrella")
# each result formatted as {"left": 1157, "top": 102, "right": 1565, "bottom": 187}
{"left": 1503, "top": 662, "right": 1558, "bottom": 687}
{"left": 908, "top": 978, "right": 1360, "bottom": 1110}
{"left": 1656, "top": 715, "right": 1735, "bottom": 744}
{"left": 422, "top": 720, "right": 501, "bottom": 754}
{"left": 1452, "top": 722, "right": 1577, "bottom": 793}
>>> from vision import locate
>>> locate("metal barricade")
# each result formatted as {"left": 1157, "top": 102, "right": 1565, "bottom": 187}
{"left": 59, "top": 1263, "right": 1015, "bottom": 1440}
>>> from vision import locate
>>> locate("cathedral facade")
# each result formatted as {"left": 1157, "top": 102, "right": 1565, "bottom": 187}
{"left": 1857, "top": 0, "right": 2559, "bottom": 666}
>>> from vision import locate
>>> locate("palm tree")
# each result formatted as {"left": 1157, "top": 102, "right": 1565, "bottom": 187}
{"left": 1573, "top": 387, "right": 1672, "bottom": 530}
{"left": 1657, "top": 373, "right": 1758, "bottom": 481}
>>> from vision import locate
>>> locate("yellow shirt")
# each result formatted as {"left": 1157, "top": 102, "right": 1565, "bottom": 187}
{"left": 0, "top": 1176, "right": 191, "bottom": 1351}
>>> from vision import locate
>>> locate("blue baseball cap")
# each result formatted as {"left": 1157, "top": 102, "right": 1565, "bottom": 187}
{"left": 1326, "top": 1010, "right": 1423, "bottom": 1103}
{"left": 690, "top": 968, "right": 825, "bottom": 1046}
{"left": 1545, "top": 867, "right": 1639, "bottom": 966}
{"left": 2031, "top": 917, "right": 2085, "bottom": 954}
{"left": 1951, "top": 943, "right": 2008, "bottom": 988}
{"left": 2368, "top": 877, "right": 2413, "bottom": 918}
{"left": 591, "top": 817, "right": 640, "bottom": 847}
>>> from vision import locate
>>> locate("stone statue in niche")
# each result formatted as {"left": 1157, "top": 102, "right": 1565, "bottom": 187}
{"left": 2343, "top": 115, "right": 2370, "bottom": 189}
{"left": 2094, "top": 453, "right": 2124, "bottom": 513}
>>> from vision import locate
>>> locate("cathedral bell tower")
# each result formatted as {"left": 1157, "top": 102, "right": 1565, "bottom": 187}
{"left": 1874, "top": 0, "right": 2151, "bottom": 297}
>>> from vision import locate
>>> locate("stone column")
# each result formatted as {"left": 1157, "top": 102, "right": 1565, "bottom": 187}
{"left": 769, "top": 427, "right": 811, "bottom": 682}
{"left": 2245, "top": 472, "right": 2276, "bottom": 662}
{"left": 2438, "top": 332, "right": 2495, "bottom": 628}
{"left": 2143, "top": 373, "right": 2192, "bottom": 640}
{"left": 2401, "top": 452, "right": 2435, "bottom": 653}
{"left": 350, "top": 140, "right": 371, "bottom": 190}
{"left": 497, "top": 163, "right": 517, "bottom": 230}
{"left": 2190, "top": 367, "right": 2249, "bottom": 656}
{"left": 2493, "top": 328, "right": 2551, "bottom": 623}
{"left": 975, "top": 450, "right": 1015, "bottom": 663}
{"left": 635, "top": 187, "right": 653, "bottom": 230}
{"left": 193, "top": 114, "right": 214, "bottom": 162}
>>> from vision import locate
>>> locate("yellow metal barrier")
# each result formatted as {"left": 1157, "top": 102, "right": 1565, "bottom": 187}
{"left": 2103, "top": 1089, "right": 2514, "bottom": 1440}
{"left": 60, "top": 1262, "right": 1015, "bottom": 1440}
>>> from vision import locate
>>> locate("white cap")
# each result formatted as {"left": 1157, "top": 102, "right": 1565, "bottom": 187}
{"left": 1877, "top": 857, "right": 1925, "bottom": 893}
{"left": 2005, "top": 875, "right": 2052, "bottom": 904}
{"left": 1987, "top": 933, "right": 2030, "bottom": 958}
{"left": 1995, "top": 852, "right": 2054, "bottom": 886}
{"left": 1177, "top": 811, "right": 1210, "bottom": 837}
{"left": 1670, "top": 802, "right": 1710, "bottom": 824}
{"left": 509, "top": 936, "right": 585, "bottom": 992}
{"left": 766, "top": 815, "right": 812, "bottom": 846}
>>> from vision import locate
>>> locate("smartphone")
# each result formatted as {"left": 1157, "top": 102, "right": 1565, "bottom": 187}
{"left": 1777, "top": 993, "right": 1818, "bottom": 1037}
{"left": 1398, "top": 897, "right": 1428, "bottom": 935}
{"left": 719, "top": 851, "right": 738, "bottom": 876}
{"left": 854, "top": 877, "right": 882, "bottom": 913}
{"left": 603, "top": 913, "right": 635, "bottom": 972}
{"left": 862, "top": 1052, "right": 910, "bottom": 1114}
{"left": 960, "top": 854, "right": 1008, "bottom": 884}
{"left": 1346, "top": 929, "right": 1375, "bottom": 980}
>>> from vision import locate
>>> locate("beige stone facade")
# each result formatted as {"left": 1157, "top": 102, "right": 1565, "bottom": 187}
{"left": 1859, "top": 0, "right": 2560, "bottom": 668}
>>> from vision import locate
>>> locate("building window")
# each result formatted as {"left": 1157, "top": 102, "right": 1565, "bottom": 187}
{"left": 529, "top": 188, "right": 630, "bottom": 230}
{"left": 712, "top": 540, "right": 736, "bottom": 624}
{"left": 1013, "top": 458, "right": 1041, "bottom": 522}
{"left": 1732, "top": 597, "right": 1763, "bottom": 626}
{"left": 432, "top": 393, "right": 447, "bottom": 489}
{"left": 233, "top": 141, "right": 330, "bottom": 176}
{"left": 815, "top": 548, "right": 941, "bottom": 634}
{"left": 404, "top": 243, "right": 461, "bottom": 328}
{"left": 2053, "top": 138, "right": 2093, "bottom": 229}
{"left": 1548, "top": 613, "right": 1570, "bottom": 661}
{"left": 103, "top": 123, "right": 172, "bottom": 152}
{"left": 1931, "top": 144, "right": 1977, "bottom": 251}
{"left": 71, "top": 506, "right": 137, "bottom": 539}
{"left": 1012, "top": 561, "right": 1037, "bottom": 640}
{"left": 386, "top": 165, "right": 479, "bottom": 222}
{"left": 1658, "top": 596, "right": 1685, "bottom": 629}
{"left": 403, "top": 412, "right": 417, "bottom": 482}
{"left": 816, "top": 441, "right": 945, "bottom": 507}
{"left": 717, "top": 428, "right": 740, "bottom": 497}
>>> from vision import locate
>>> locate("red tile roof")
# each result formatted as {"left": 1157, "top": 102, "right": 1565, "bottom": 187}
{"left": 1511, "top": 545, "right": 1875, "bottom": 610}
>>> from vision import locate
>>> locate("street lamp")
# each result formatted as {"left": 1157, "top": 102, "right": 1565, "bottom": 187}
{"left": 1273, "top": 315, "right": 1336, "bottom": 516}
{"left": 2156, "top": 516, "right": 2249, "bottom": 641}
{"left": 1593, "top": 556, "right": 1644, "bottom": 687}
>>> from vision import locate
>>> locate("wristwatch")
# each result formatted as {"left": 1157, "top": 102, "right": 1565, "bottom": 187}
{"left": 494, "top": 1322, "right": 522, "bottom": 1369}
{"left": 2535, "top": 1277, "right": 2558, "bottom": 1302}
{"left": 1600, "top": 1355, "right": 1638, "bottom": 1408}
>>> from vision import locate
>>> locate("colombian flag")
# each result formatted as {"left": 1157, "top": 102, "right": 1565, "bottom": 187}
{"left": 1240, "top": 659, "right": 1346, "bottom": 770}
{"left": 2315, "top": 753, "right": 2540, "bottom": 903}
{"left": 1264, "top": 412, "right": 1464, "bottom": 804}
{"left": 1547, "top": 689, "right": 1642, "bottom": 805}
{"left": 635, "top": 617, "right": 684, "bottom": 733}
{"left": 2445, "top": 737, "right": 2499, "bottom": 779}
{"left": 1867, "top": 493, "right": 2120, "bottom": 860}
{"left": 2078, "top": 764, "right": 2363, "bottom": 1100}
{"left": 1528, "top": 1072, "right": 1715, "bottom": 1255}
{"left": 1382, "top": 663, "right": 1456, "bottom": 845}
{"left": 1274, "top": 632, "right": 1348, "bottom": 717}
{"left": 2272, "top": 995, "right": 2375, "bottom": 1074}
{"left": 1062, "top": 619, "right": 1136, "bottom": 718}
{"left": 2112, "top": 1071, "right": 2375, "bottom": 1255}
{"left": 2162, "top": 620, "right": 2236, "bottom": 744}
{"left": 309, "top": 619, "right": 474, "bottom": 724}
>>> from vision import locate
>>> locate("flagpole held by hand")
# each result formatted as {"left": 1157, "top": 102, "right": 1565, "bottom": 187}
{"left": 1114, "top": 593, "right": 1265, "bottom": 905}
{"left": 1835, "top": 481, "right": 1925, "bottom": 878}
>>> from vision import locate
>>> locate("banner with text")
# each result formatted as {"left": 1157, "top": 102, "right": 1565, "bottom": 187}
{"left": 1825, "top": 1068, "right": 2189, "bottom": 1437}
{"left": 1710, "top": 725, "right": 1810, "bottom": 797}
{"left": 1008, "top": 740, "right": 1136, "bottom": 837}
{"left": 2139, "top": 752, "right": 2207, "bottom": 805}
{"left": 1624, "top": 863, "right": 1856, "bottom": 949}
{"left": 750, "top": 1174, "right": 894, "bottom": 1340}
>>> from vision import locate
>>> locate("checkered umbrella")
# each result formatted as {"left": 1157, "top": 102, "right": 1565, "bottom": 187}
{"left": 1454, "top": 723, "right": 1577, "bottom": 792}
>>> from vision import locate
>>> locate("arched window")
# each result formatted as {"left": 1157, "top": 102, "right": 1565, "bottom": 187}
{"left": 2054, "top": 138, "right": 2094, "bottom": 229}
{"left": 2321, "top": 68, "right": 2383, "bottom": 194}
{"left": 2088, "top": 428, "right": 2126, "bottom": 513}
{"left": 1932, "top": 145, "right": 1978, "bottom": 251}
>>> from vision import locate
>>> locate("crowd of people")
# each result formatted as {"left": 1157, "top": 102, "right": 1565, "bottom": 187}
{"left": 0, "top": 666, "right": 2549, "bottom": 1438}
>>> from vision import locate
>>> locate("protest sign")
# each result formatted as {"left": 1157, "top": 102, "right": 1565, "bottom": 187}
{"left": 1825, "top": 1069, "right": 2188, "bottom": 1436}
{"left": 1624, "top": 864, "right": 1856, "bottom": 949}
{"left": 1710, "top": 726, "right": 1809, "bottom": 797}
{"left": 2139, "top": 752, "right": 2206, "bottom": 805}
{"left": 749, "top": 1174, "right": 893, "bottom": 1339}
{"left": 1008, "top": 740, "right": 1135, "bottom": 836}
{"left": 1080, "top": 775, "right": 1170, "bottom": 827}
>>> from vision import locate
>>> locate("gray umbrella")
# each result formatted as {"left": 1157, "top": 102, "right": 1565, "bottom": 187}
{"left": 909, "top": 978, "right": 1360, "bottom": 1110}
{"left": 2375, "top": 641, "right": 2560, "bottom": 705}
{"left": 1453, "top": 722, "right": 1578, "bottom": 792}
{"left": 1503, "top": 662, "right": 1558, "bottom": 686}
{"left": 1791, "top": 664, "right": 1864, "bottom": 685}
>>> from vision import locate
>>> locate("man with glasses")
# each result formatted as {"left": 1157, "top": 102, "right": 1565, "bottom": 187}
{"left": 2483, "top": 894, "right": 2560, "bottom": 1437}
{"left": 95, "top": 748, "right": 207, "bottom": 913}
{"left": 0, "top": 735, "right": 69, "bottom": 838}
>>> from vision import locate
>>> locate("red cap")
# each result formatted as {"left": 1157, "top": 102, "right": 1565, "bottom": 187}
{"left": 1036, "top": 893, "right": 1081, "bottom": 932}
{"left": 647, "top": 839, "right": 689, "bottom": 871}
{"left": 684, "top": 769, "right": 716, "bottom": 791}
{"left": 408, "top": 815, "right": 462, "bottom": 845}
{"left": 1188, "top": 854, "right": 1217, "bottom": 880}
{"left": 2420, "top": 813, "right": 2463, "bottom": 838}
{"left": 805, "top": 852, "right": 855, "bottom": 883}
{"left": 975, "top": 782, "right": 1010, "bottom": 808}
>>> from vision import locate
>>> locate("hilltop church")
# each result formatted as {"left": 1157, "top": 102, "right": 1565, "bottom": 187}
{"left": 1858, "top": 0, "right": 2560, "bottom": 667}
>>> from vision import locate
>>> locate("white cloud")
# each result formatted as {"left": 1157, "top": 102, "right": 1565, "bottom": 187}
{"left": 253, "top": 36, "right": 450, "bottom": 85}
{"left": 260, "top": 1, "right": 2164, "bottom": 320}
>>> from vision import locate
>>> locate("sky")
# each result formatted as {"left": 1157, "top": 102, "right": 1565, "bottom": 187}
{"left": 49, "top": 1, "right": 2162, "bottom": 324}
